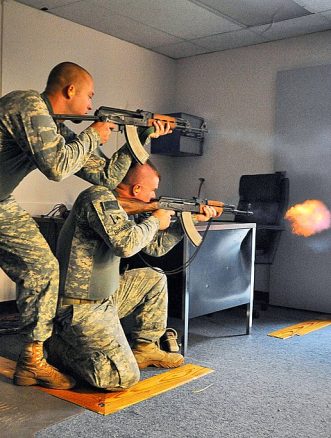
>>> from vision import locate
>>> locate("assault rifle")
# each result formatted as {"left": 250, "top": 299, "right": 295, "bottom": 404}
{"left": 117, "top": 196, "right": 253, "bottom": 247}
{"left": 52, "top": 107, "right": 207, "bottom": 164}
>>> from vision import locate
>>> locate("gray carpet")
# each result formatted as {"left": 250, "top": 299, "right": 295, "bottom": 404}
{"left": 0, "top": 376, "right": 83, "bottom": 438}
{"left": 1, "top": 306, "right": 330, "bottom": 438}
{"left": 0, "top": 332, "right": 83, "bottom": 438}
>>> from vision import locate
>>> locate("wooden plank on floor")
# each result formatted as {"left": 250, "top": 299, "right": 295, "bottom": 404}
{"left": 268, "top": 320, "right": 331, "bottom": 339}
{"left": 0, "top": 356, "right": 15, "bottom": 379}
{"left": 0, "top": 357, "right": 214, "bottom": 415}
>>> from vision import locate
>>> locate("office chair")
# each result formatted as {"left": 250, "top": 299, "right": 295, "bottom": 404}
{"left": 234, "top": 171, "right": 289, "bottom": 316}
{"left": 234, "top": 171, "right": 289, "bottom": 264}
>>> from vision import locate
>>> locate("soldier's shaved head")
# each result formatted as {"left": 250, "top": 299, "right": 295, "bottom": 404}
{"left": 116, "top": 161, "right": 160, "bottom": 203}
{"left": 122, "top": 161, "right": 160, "bottom": 186}
{"left": 45, "top": 62, "right": 92, "bottom": 95}
{"left": 44, "top": 61, "right": 95, "bottom": 115}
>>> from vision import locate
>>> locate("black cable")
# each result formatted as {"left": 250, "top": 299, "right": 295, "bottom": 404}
{"left": 197, "top": 178, "right": 205, "bottom": 197}
{"left": 137, "top": 218, "right": 213, "bottom": 275}
{"left": 44, "top": 203, "right": 66, "bottom": 217}
{"left": 43, "top": 203, "right": 69, "bottom": 218}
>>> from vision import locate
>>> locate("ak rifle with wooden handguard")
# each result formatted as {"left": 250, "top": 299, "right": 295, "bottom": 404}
{"left": 52, "top": 107, "right": 207, "bottom": 164}
{"left": 117, "top": 196, "right": 253, "bottom": 247}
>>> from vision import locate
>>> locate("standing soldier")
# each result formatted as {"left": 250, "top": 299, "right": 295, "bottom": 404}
{"left": 0, "top": 61, "right": 170, "bottom": 389}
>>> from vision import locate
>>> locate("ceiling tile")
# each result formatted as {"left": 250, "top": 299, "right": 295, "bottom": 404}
{"left": 320, "top": 10, "right": 331, "bottom": 19}
{"left": 100, "top": 16, "right": 184, "bottom": 49}
{"left": 46, "top": 1, "right": 183, "bottom": 48}
{"left": 152, "top": 41, "right": 208, "bottom": 59}
{"left": 191, "top": 0, "right": 311, "bottom": 26}
{"left": 94, "top": 0, "right": 242, "bottom": 39}
{"left": 14, "top": 0, "right": 331, "bottom": 60}
{"left": 16, "top": 0, "right": 78, "bottom": 9}
{"left": 252, "top": 13, "right": 331, "bottom": 40}
{"left": 192, "top": 29, "right": 267, "bottom": 51}
{"left": 294, "top": 1, "right": 331, "bottom": 13}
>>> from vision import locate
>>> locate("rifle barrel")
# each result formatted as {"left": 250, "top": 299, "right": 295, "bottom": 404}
{"left": 52, "top": 114, "right": 99, "bottom": 122}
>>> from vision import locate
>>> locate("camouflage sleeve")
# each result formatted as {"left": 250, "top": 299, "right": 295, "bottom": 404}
{"left": 75, "top": 144, "right": 132, "bottom": 190}
{"left": 7, "top": 92, "right": 100, "bottom": 181}
{"left": 57, "top": 121, "right": 78, "bottom": 143}
{"left": 85, "top": 187, "right": 161, "bottom": 258}
{"left": 142, "top": 221, "right": 184, "bottom": 257}
{"left": 74, "top": 127, "right": 154, "bottom": 189}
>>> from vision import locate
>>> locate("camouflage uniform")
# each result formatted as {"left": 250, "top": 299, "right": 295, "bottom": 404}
{"left": 50, "top": 185, "right": 183, "bottom": 390}
{"left": 0, "top": 90, "right": 133, "bottom": 342}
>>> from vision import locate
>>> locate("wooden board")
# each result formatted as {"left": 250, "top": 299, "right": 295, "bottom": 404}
{"left": 268, "top": 320, "right": 331, "bottom": 339}
{"left": 0, "top": 356, "right": 15, "bottom": 379}
{"left": 0, "top": 356, "right": 213, "bottom": 415}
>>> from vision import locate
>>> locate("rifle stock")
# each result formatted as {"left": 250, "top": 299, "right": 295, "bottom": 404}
{"left": 116, "top": 198, "right": 161, "bottom": 215}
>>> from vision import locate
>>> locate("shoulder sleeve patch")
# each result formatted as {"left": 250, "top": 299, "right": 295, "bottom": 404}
{"left": 31, "top": 114, "right": 54, "bottom": 130}
{"left": 101, "top": 200, "right": 120, "bottom": 211}
{"left": 31, "top": 114, "right": 57, "bottom": 145}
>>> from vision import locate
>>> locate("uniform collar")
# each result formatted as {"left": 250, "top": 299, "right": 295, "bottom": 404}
{"left": 41, "top": 92, "right": 54, "bottom": 115}
{"left": 41, "top": 92, "right": 61, "bottom": 127}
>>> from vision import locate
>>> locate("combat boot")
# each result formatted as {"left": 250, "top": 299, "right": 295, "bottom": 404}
{"left": 132, "top": 342, "right": 184, "bottom": 369}
{"left": 160, "top": 328, "right": 180, "bottom": 352}
{"left": 44, "top": 335, "right": 67, "bottom": 372}
{"left": 13, "top": 341, "right": 76, "bottom": 389}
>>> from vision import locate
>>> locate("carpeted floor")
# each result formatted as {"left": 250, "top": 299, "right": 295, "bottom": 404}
{"left": 0, "top": 305, "right": 330, "bottom": 438}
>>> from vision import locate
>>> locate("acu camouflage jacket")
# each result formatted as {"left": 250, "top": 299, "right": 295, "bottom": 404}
{"left": 57, "top": 185, "right": 183, "bottom": 300}
{"left": 0, "top": 90, "right": 133, "bottom": 201}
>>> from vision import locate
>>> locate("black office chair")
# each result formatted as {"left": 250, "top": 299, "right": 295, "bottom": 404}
{"left": 234, "top": 171, "right": 289, "bottom": 264}
{"left": 234, "top": 171, "right": 289, "bottom": 316}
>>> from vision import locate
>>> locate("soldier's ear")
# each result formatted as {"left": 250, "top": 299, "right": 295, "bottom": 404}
{"left": 65, "top": 84, "right": 76, "bottom": 99}
{"left": 132, "top": 184, "right": 141, "bottom": 197}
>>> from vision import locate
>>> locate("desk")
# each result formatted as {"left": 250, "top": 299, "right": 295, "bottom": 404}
{"left": 124, "top": 222, "right": 256, "bottom": 354}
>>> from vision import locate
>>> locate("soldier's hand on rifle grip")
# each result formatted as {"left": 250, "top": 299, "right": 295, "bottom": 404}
{"left": 149, "top": 120, "right": 173, "bottom": 139}
{"left": 90, "top": 121, "right": 116, "bottom": 144}
{"left": 194, "top": 205, "right": 221, "bottom": 222}
{"left": 152, "top": 209, "right": 175, "bottom": 230}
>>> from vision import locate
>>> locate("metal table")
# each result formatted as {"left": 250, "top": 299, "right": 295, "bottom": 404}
{"left": 179, "top": 222, "right": 256, "bottom": 354}
{"left": 124, "top": 222, "right": 256, "bottom": 355}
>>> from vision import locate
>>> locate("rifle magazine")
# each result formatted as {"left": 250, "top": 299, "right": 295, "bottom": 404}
{"left": 180, "top": 212, "right": 202, "bottom": 247}
{"left": 124, "top": 125, "right": 150, "bottom": 164}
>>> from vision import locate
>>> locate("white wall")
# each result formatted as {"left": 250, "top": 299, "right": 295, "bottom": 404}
{"left": 271, "top": 64, "right": 331, "bottom": 312}
{"left": 172, "top": 31, "right": 331, "bottom": 205}
{"left": 0, "top": 270, "right": 16, "bottom": 302}
{"left": 171, "top": 31, "right": 331, "bottom": 304}
{"left": 2, "top": 0, "right": 177, "bottom": 214}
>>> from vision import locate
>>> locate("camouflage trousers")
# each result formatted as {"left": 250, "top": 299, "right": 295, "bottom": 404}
{"left": 52, "top": 267, "right": 168, "bottom": 390}
{"left": 0, "top": 196, "right": 59, "bottom": 341}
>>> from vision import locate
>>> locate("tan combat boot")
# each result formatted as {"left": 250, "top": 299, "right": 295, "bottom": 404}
{"left": 132, "top": 342, "right": 184, "bottom": 369}
{"left": 13, "top": 341, "right": 76, "bottom": 389}
{"left": 160, "top": 328, "right": 180, "bottom": 352}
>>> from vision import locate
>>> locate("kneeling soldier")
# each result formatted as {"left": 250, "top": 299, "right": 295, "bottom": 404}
{"left": 46, "top": 161, "right": 216, "bottom": 390}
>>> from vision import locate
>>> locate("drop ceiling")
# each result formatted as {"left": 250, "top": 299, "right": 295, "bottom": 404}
{"left": 17, "top": 0, "right": 331, "bottom": 59}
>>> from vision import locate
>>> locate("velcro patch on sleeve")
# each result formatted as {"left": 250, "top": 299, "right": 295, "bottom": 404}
{"left": 31, "top": 115, "right": 56, "bottom": 145}
{"left": 101, "top": 200, "right": 119, "bottom": 211}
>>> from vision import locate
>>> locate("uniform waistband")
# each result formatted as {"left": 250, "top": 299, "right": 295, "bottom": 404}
{"left": 59, "top": 297, "right": 102, "bottom": 306}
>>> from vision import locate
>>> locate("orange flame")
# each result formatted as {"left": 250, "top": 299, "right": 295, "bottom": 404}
{"left": 285, "top": 199, "right": 331, "bottom": 237}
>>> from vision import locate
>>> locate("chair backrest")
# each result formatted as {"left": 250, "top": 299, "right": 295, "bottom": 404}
{"left": 235, "top": 171, "right": 289, "bottom": 225}
{"left": 235, "top": 171, "right": 289, "bottom": 264}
